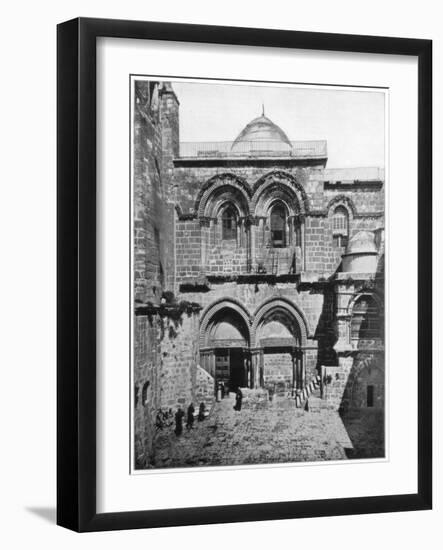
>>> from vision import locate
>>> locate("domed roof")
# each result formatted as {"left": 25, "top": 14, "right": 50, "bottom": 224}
{"left": 344, "top": 231, "right": 378, "bottom": 256}
{"left": 231, "top": 110, "right": 292, "bottom": 153}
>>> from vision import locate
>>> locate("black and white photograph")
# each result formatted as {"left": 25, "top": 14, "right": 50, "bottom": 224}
{"left": 132, "top": 78, "right": 386, "bottom": 471}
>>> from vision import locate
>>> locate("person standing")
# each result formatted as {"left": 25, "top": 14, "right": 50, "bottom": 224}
{"left": 174, "top": 406, "right": 184, "bottom": 436}
{"left": 198, "top": 402, "right": 206, "bottom": 421}
{"left": 186, "top": 403, "right": 195, "bottom": 430}
{"left": 234, "top": 387, "right": 243, "bottom": 411}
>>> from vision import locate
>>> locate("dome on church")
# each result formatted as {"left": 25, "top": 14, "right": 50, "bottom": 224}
{"left": 231, "top": 111, "right": 292, "bottom": 154}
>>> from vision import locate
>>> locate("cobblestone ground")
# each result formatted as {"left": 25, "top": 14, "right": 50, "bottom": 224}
{"left": 150, "top": 393, "right": 383, "bottom": 469}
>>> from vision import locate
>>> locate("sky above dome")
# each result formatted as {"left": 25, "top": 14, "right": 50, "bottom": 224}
{"left": 172, "top": 80, "right": 385, "bottom": 169}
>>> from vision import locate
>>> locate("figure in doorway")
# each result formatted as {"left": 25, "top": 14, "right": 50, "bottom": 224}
{"left": 174, "top": 406, "right": 185, "bottom": 436}
{"left": 186, "top": 403, "right": 195, "bottom": 430}
{"left": 233, "top": 387, "right": 243, "bottom": 411}
{"left": 198, "top": 402, "right": 206, "bottom": 421}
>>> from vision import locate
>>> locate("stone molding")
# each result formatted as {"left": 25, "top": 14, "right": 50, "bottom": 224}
{"left": 251, "top": 297, "right": 311, "bottom": 346}
{"left": 198, "top": 295, "right": 312, "bottom": 349}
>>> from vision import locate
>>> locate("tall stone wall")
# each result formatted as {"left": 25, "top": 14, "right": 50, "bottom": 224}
{"left": 133, "top": 81, "right": 194, "bottom": 469}
{"left": 133, "top": 315, "right": 161, "bottom": 469}
{"left": 175, "top": 218, "right": 202, "bottom": 280}
{"left": 158, "top": 313, "right": 200, "bottom": 410}
{"left": 133, "top": 81, "right": 165, "bottom": 303}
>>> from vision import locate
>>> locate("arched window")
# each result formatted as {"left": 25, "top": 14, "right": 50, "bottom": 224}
{"left": 332, "top": 206, "right": 349, "bottom": 248}
{"left": 270, "top": 203, "right": 287, "bottom": 247}
{"left": 222, "top": 206, "right": 237, "bottom": 240}
{"left": 351, "top": 295, "right": 381, "bottom": 340}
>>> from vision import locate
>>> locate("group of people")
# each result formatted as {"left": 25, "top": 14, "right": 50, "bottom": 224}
{"left": 174, "top": 402, "right": 206, "bottom": 436}
{"left": 172, "top": 383, "right": 243, "bottom": 436}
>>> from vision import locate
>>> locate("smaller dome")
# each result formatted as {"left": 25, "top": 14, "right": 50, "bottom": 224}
{"left": 342, "top": 231, "right": 378, "bottom": 274}
{"left": 344, "top": 231, "right": 377, "bottom": 256}
{"left": 231, "top": 111, "right": 292, "bottom": 154}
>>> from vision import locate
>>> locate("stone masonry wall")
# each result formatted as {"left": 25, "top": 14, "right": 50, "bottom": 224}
{"left": 173, "top": 163, "right": 384, "bottom": 281}
{"left": 133, "top": 81, "right": 165, "bottom": 303}
{"left": 263, "top": 352, "right": 293, "bottom": 386}
{"left": 175, "top": 218, "right": 202, "bottom": 280}
{"left": 159, "top": 313, "right": 200, "bottom": 410}
{"left": 322, "top": 351, "right": 384, "bottom": 412}
{"left": 133, "top": 314, "right": 161, "bottom": 468}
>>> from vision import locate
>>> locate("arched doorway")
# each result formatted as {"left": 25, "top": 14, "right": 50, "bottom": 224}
{"left": 200, "top": 303, "right": 252, "bottom": 392}
{"left": 253, "top": 299, "right": 308, "bottom": 395}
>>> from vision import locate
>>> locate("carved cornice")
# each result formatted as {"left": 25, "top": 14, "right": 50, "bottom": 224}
{"left": 308, "top": 210, "right": 327, "bottom": 217}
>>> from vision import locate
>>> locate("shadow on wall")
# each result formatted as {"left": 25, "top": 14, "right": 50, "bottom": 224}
{"left": 338, "top": 295, "right": 385, "bottom": 459}
{"left": 315, "top": 280, "right": 338, "bottom": 373}
{"left": 339, "top": 356, "right": 385, "bottom": 459}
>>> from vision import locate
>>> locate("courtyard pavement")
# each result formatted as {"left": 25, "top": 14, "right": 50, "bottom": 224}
{"left": 151, "top": 393, "right": 384, "bottom": 469}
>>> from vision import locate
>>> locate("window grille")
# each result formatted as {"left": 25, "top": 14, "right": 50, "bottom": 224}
{"left": 332, "top": 206, "right": 349, "bottom": 247}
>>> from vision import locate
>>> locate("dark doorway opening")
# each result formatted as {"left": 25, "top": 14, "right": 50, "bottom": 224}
{"left": 229, "top": 348, "right": 246, "bottom": 391}
{"left": 366, "top": 384, "right": 374, "bottom": 407}
{"left": 214, "top": 348, "right": 246, "bottom": 393}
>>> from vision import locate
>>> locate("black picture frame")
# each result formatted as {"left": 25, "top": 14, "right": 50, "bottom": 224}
{"left": 57, "top": 17, "right": 432, "bottom": 532}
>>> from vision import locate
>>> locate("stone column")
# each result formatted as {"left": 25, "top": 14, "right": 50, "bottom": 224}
{"left": 245, "top": 219, "right": 252, "bottom": 273}
{"left": 244, "top": 353, "right": 251, "bottom": 388}
{"left": 291, "top": 349, "right": 297, "bottom": 395}
{"left": 296, "top": 352, "right": 301, "bottom": 390}
{"left": 288, "top": 216, "right": 294, "bottom": 247}
{"left": 250, "top": 350, "right": 256, "bottom": 389}
{"left": 300, "top": 350, "right": 305, "bottom": 388}
{"left": 259, "top": 349, "right": 265, "bottom": 387}
{"left": 199, "top": 217, "right": 210, "bottom": 273}
{"left": 209, "top": 351, "right": 215, "bottom": 379}
{"left": 210, "top": 219, "right": 217, "bottom": 248}
{"left": 249, "top": 217, "right": 258, "bottom": 273}
{"left": 300, "top": 215, "right": 306, "bottom": 272}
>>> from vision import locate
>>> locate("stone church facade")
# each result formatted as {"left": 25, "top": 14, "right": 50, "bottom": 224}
{"left": 133, "top": 80, "right": 385, "bottom": 469}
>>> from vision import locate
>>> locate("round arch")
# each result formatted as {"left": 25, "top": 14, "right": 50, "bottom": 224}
{"left": 326, "top": 195, "right": 357, "bottom": 219}
{"left": 347, "top": 291, "right": 383, "bottom": 317}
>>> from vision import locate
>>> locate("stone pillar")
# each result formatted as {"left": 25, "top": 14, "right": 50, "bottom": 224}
{"left": 244, "top": 353, "right": 251, "bottom": 388}
{"left": 296, "top": 352, "right": 302, "bottom": 389}
{"left": 291, "top": 349, "right": 297, "bottom": 394}
{"left": 237, "top": 218, "right": 242, "bottom": 249}
{"left": 300, "top": 350, "right": 305, "bottom": 388}
{"left": 259, "top": 349, "right": 265, "bottom": 387}
{"left": 200, "top": 218, "right": 210, "bottom": 272}
{"left": 245, "top": 220, "right": 252, "bottom": 273}
{"left": 288, "top": 216, "right": 294, "bottom": 247}
{"left": 300, "top": 216, "right": 306, "bottom": 272}
{"left": 250, "top": 350, "right": 259, "bottom": 389}
{"left": 249, "top": 218, "right": 258, "bottom": 273}
{"left": 210, "top": 219, "right": 216, "bottom": 248}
